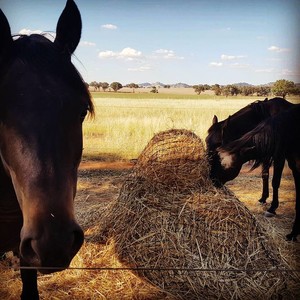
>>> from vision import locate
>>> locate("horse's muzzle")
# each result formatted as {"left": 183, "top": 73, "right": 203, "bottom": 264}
{"left": 20, "top": 223, "right": 84, "bottom": 273}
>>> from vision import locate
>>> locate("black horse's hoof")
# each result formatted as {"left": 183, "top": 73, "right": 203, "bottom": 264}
{"left": 286, "top": 233, "right": 297, "bottom": 242}
{"left": 258, "top": 199, "right": 267, "bottom": 205}
{"left": 264, "top": 211, "right": 276, "bottom": 218}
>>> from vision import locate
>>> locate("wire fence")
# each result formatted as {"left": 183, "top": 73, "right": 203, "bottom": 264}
{"left": 1, "top": 265, "right": 300, "bottom": 273}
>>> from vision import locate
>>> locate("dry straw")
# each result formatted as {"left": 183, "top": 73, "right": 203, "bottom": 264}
{"left": 98, "top": 129, "right": 298, "bottom": 300}
{"left": 133, "top": 128, "right": 210, "bottom": 190}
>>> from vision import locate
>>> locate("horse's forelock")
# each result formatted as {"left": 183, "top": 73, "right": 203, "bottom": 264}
{"left": 4, "top": 34, "right": 94, "bottom": 116}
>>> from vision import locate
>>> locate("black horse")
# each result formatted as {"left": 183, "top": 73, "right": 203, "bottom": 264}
{"left": 0, "top": 1, "right": 94, "bottom": 299}
{"left": 214, "top": 104, "right": 300, "bottom": 241}
{"left": 206, "top": 97, "right": 294, "bottom": 204}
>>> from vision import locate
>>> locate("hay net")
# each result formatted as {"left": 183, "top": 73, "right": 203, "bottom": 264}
{"left": 98, "top": 129, "right": 298, "bottom": 300}
{"left": 132, "top": 128, "right": 211, "bottom": 191}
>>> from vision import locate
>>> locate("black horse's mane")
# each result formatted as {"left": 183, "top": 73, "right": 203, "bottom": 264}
{"left": 2, "top": 34, "right": 94, "bottom": 116}
{"left": 221, "top": 113, "right": 285, "bottom": 171}
{"left": 248, "top": 99, "right": 271, "bottom": 121}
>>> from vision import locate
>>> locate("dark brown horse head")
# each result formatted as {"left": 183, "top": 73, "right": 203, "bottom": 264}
{"left": 205, "top": 98, "right": 292, "bottom": 187}
{"left": 0, "top": 0, "right": 93, "bottom": 272}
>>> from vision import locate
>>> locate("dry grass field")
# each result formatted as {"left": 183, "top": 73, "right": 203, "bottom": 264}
{"left": 0, "top": 94, "right": 299, "bottom": 299}
{"left": 82, "top": 93, "right": 299, "bottom": 160}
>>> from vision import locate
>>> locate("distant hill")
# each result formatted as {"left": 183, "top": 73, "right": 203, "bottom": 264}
{"left": 139, "top": 82, "right": 191, "bottom": 88}
{"left": 137, "top": 81, "right": 293, "bottom": 88}
{"left": 139, "top": 82, "right": 152, "bottom": 88}
{"left": 232, "top": 82, "right": 253, "bottom": 87}
{"left": 171, "top": 82, "right": 192, "bottom": 88}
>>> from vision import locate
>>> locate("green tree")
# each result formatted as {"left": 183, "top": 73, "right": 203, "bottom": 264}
{"left": 193, "top": 84, "right": 205, "bottom": 95}
{"left": 272, "top": 79, "right": 295, "bottom": 98}
{"left": 240, "top": 86, "right": 255, "bottom": 96}
{"left": 221, "top": 85, "right": 230, "bottom": 97}
{"left": 211, "top": 84, "right": 221, "bottom": 96}
{"left": 293, "top": 85, "right": 300, "bottom": 95}
{"left": 222, "top": 85, "right": 239, "bottom": 97}
{"left": 127, "top": 83, "right": 139, "bottom": 93}
{"left": 89, "top": 81, "right": 98, "bottom": 91}
{"left": 203, "top": 84, "right": 211, "bottom": 91}
{"left": 101, "top": 82, "right": 109, "bottom": 92}
{"left": 110, "top": 82, "right": 123, "bottom": 92}
{"left": 150, "top": 86, "right": 158, "bottom": 93}
{"left": 256, "top": 86, "right": 271, "bottom": 97}
{"left": 96, "top": 82, "right": 101, "bottom": 91}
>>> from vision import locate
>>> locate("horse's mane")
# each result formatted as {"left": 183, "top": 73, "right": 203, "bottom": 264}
{"left": 228, "top": 99, "right": 271, "bottom": 124}
{"left": 221, "top": 118, "right": 276, "bottom": 170}
{"left": 211, "top": 99, "right": 271, "bottom": 141}
{"left": 248, "top": 99, "right": 271, "bottom": 120}
{"left": 2, "top": 34, "right": 94, "bottom": 116}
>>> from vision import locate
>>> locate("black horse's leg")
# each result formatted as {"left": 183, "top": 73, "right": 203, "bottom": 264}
{"left": 265, "top": 158, "right": 285, "bottom": 216}
{"left": 286, "top": 166, "right": 300, "bottom": 241}
{"left": 20, "top": 259, "right": 39, "bottom": 300}
{"left": 259, "top": 162, "right": 269, "bottom": 204}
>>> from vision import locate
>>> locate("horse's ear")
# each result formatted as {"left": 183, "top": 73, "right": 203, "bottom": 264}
{"left": 54, "top": 0, "right": 82, "bottom": 56}
{"left": 0, "top": 9, "right": 13, "bottom": 58}
{"left": 212, "top": 115, "right": 218, "bottom": 124}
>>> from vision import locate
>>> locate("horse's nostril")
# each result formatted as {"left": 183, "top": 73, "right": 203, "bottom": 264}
{"left": 20, "top": 238, "right": 40, "bottom": 266}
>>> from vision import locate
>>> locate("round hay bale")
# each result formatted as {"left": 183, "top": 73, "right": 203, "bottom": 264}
{"left": 99, "top": 179, "right": 296, "bottom": 300}
{"left": 133, "top": 129, "right": 210, "bottom": 190}
{"left": 98, "top": 130, "right": 297, "bottom": 299}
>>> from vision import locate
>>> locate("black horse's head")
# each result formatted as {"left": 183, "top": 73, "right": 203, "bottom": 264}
{"left": 205, "top": 100, "right": 272, "bottom": 186}
{"left": 0, "top": 0, "right": 93, "bottom": 272}
{"left": 205, "top": 115, "right": 229, "bottom": 186}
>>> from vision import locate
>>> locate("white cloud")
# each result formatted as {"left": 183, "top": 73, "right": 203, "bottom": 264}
{"left": 229, "top": 63, "right": 250, "bottom": 69}
{"left": 120, "top": 47, "right": 142, "bottom": 58}
{"left": 18, "top": 28, "right": 55, "bottom": 41}
{"left": 210, "top": 62, "right": 223, "bottom": 67}
{"left": 99, "top": 47, "right": 142, "bottom": 60}
{"left": 154, "top": 49, "right": 184, "bottom": 59}
{"left": 268, "top": 46, "right": 290, "bottom": 53}
{"left": 19, "top": 28, "right": 43, "bottom": 35}
{"left": 221, "top": 54, "right": 246, "bottom": 60}
{"left": 99, "top": 50, "right": 117, "bottom": 58}
{"left": 128, "top": 65, "right": 152, "bottom": 72}
{"left": 80, "top": 41, "right": 96, "bottom": 47}
{"left": 101, "top": 24, "right": 118, "bottom": 30}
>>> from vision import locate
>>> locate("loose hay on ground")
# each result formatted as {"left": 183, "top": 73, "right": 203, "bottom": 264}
{"left": 98, "top": 129, "right": 299, "bottom": 299}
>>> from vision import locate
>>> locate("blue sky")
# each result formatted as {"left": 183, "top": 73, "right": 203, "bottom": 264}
{"left": 1, "top": 0, "right": 299, "bottom": 85}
